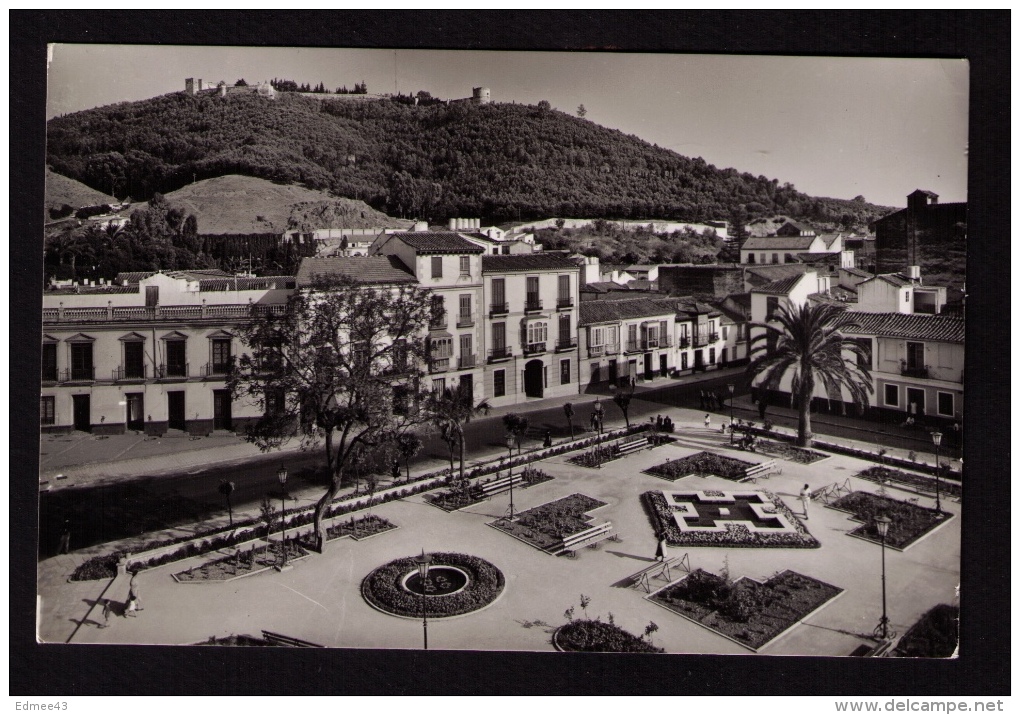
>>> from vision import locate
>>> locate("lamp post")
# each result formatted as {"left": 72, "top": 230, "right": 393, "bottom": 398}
{"left": 727, "top": 383, "right": 736, "bottom": 444}
{"left": 875, "top": 514, "right": 892, "bottom": 640}
{"left": 277, "top": 465, "right": 288, "bottom": 569}
{"left": 931, "top": 431, "right": 943, "bottom": 515}
{"left": 413, "top": 550, "right": 432, "bottom": 650}
{"left": 506, "top": 434, "right": 516, "bottom": 522}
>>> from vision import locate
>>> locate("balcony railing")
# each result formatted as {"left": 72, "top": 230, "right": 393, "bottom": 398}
{"left": 458, "top": 354, "right": 476, "bottom": 369}
{"left": 42, "top": 303, "right": 288, "bottom": 323}
{"left": 158, "top": 363, "right": 190, "bottom": 379}
{"left": 523, "top": 342, "right": 547, "bottom": 356}
{"left": 489, "top": 302, "right": 509, "bottom": 316}
{"left": 709, "top": 332, "right": 720, "bottom": 343}
{"left": 679, "top": 337, "right": 691, "bottom": 349}
{"left": 42, "top": 369, "right": 59, "bottom": 383}
{"left": 556, "top": 297, "right": 574, "bottom": 310}
{"left": 625, "top": 341, "right": 641, "bottom": 354}
{"left": 113, "top": 365, "right": 148, "bottom": 381}
{"left": 901, "top": 365, "right": 930, "bottom": 379}
{"left": 524, "top": 298, "right": 543, "bottom": 313}
{"left": 204, "top": 360, "right": 234, "bottom": 377}
{"left": 488, "top": 346, "right": 512, "bottom": 362}
{"left": 429, "top": 319, "right": 448, "bottom": 331}
{"left": 588, "top": 344, "right": 619, "bottom": 358}
{"left": 456, "top": 313, "right": 475, "bottom": 328}
{"left": 555, "top": 337, "right": 578, "bottom": 352}
{"left": 429, "top": 357, "right": 450, "bottom": 374}
{"left": 62, "top": 367, "right": 95, "bottom": 382}
{"left": 694, "top": 334, "right": 710, "bottom": 348}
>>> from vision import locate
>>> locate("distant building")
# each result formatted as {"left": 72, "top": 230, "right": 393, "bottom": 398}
{"left": 872, "top": 189, "right": 967, "bottom": 275}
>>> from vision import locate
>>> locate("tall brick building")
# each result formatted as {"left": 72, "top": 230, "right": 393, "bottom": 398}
{"left": 872, "top": 189, "right": 967, "bottom": 278}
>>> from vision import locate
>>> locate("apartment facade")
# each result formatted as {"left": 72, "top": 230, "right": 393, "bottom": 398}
{"left": 40, "top": 271, "right": 292, "bottom": 435}
{"left": 480, "top": 254, "right": 581, "bottom": 406}
{"left": 579, "top": 298, "right": 678, "bottom": 390}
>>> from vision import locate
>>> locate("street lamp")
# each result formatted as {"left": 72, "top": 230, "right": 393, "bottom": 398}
{"left": 277, "top": 465, "right": 288, "bottom": 569}
{"left": 727, "top": 383, "right": 736, "bottom": 444}
{"left": 506, "top": 434, "right": 516, "bottom": 522}
{"left": 875, "top": 514, "right": 892, "bottom": 641}
{"left": 413, "top": 550, "right": 433, "bottom": 650}
{"left": 931, "top": 431, "right": 943, "bottom": 515}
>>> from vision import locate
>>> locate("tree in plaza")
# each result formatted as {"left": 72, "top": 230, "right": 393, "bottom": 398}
{"left": 612, "top": 382, "right": 635, "bottom": 428}
{"left": 425, "top": 383, "right": 491, "bottom": 483}
{"left": 395, "top": 431, "right": 423, "bottom": 483}
{"left": 229, "top": 273, "right": 434, "bottom": 552}
{"left": 563, "top": 402, "right": 576, "bottom": 440}
{"left": 746, "top": 302, "right": 873, "bottom": 447}
{"left": 502, "top": 413, "right": 530, "bottom": 458}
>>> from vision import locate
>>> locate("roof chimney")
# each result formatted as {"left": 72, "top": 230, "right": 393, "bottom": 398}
{"left": 907, "top": 265, "right": 921, "bottom": 281}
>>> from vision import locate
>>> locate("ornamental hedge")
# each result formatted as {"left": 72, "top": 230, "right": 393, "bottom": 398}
{"left": 828, "top": 491, "right": 949, "bottom": 549}
{"left": 555, "top": 620, "right": 664, "bottom": 653}
{"left": 361, "top": 552, "right": 505, "bottom": 618}
{"left": 645, "top": 451, "right": 754, "bottom": 482}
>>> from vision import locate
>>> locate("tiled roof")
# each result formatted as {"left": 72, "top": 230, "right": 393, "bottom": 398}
{"left": 845, "top": 312, "right": 964, "bottom": 343}
{"left": 744, "top": 264, "right": 813, "bottom": 281}
{"left": 752, "top": 275, "right": 807, "bottom": 296}
{"left": 199, "top": 277, "right": 295, "bottom": 291}
{"left": 394, "top": 231, "right": 484, "bottom": 254}
{"left": 675, "top": 298, "right": 720, "bottom": 316}
{"left": 45, "top": 284, "right": 137, "bottom": 295}
{"left": 579, "top": 298, "right": 681, "bottom": 326}
{"left": 817, "top": 233, "right": 842, "bottom": 248}
{"left": 482, "top": 254, "right": 580, "bottom": 272}
{"left": 861, "top": 273, "right": 912, "bottom": 288}
{"left": 727, "top": 292, "right": 752, "bottom": 311}
{"left": 795, "top": 251, "right": 841, "bottom": 264}
{"left": 114, "top": 269, "right": 234, "bottom": 284}
{"left": 840, "top": 267, "right": 872, "bottom": 278}
{"left": 296, "top": 256, "right": 416, "bottom": 286}
{"left": 807, "top": 292, "right": 854, "bottom": 307}
{"left": 742, "top": 235, "right": 817, "bottom": 251}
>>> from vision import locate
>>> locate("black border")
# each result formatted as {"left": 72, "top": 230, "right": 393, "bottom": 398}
{"left": 11, "top": 10, "right": 1009, "bottom": 696}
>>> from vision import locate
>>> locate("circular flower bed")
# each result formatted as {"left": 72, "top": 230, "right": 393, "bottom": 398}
{"left": 361, "top": 552, "right": 505, "bottom": 618}
{"left": 554, "top": 620, "right": 664, "bottom": 653}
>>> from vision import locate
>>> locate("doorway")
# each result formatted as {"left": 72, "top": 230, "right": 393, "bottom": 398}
{"left": 168, "top": 391, "right": 186, "bottom": 431}
{"left": 906, "top": 387, "right": 926, "bottom": 417}
{"left": 126, "top": 393, "right": 144, "bottom": 431}
{"left": 213, "top": 389, "right": 233, "bottom": 430}
{"left": 659, "top": 354, "right": 668, "bottom": 378}
{"left": 694, "top": 350, "right": 704, "bottom": 372}
{"left": 524, "top": 360, "right": 544, "bottom": 398}
{"left": 608, "top": 360, "right": 617, "bottom": 385}
{"left": 72, "top": 394, "right": 91, "bottom": 432}
{"left": 643, "top": 353, "right": 653, "bottom": 378}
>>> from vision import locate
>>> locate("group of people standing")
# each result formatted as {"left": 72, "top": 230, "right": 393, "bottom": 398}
{"left": 699, "top": 389, "right": 726, "bottom": 411}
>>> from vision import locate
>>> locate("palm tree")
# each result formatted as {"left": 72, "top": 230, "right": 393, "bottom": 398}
{"left": 746, "top": 302, "right": 873, "bottom": 447}
{"left": 425, "top": 384, "right": 491, "bottom": 481}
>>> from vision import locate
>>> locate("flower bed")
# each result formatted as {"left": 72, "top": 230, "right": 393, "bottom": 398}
{"left": 828, "top": 491, "right": 949, "bottom": 550}
{"left": 197, "top": 634, "right": 274, "bottom": 647}
{"left": 754, "top": 440, "right": 827, "bottom": 465}
{"left": 425, "top": 467, "right": 554, "bottom": 512}
{"left": 643, "top": 491, "right": 819, "bottom": 549}
{"left": 568, "top": 443, "right": 621, "bottom": 469}
{"left": 893, "top": 603, "right": 959, "bottom": 658}
{"left": 69, "top": 552, "right": 121, "bottom": 582}
{"left": 554, "top": 620, "right": 664, "bottom": 653}
{"left": 649, "top": 568, "right": 842, "bottom": 650}
{"left": 306, "top": 514, "right": 397, "bottom": 543}
{"left": 854, "top": 466, "right": 962, "bottom": 499}
{"left": 361, "top": 552, "right": 505, "bottom": 618}
{"left": 173, "top": 540, "right": 309, "bottom": 583}
{"left": 645, "top": 451, "right": 755, "bottom": 482}
{"left": 490, "top": 493, "right": 608, "bottom": 550}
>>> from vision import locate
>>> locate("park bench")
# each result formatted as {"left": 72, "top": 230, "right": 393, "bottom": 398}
{"left": 261, "top": 630, "right": 324, "bottom": 648}
{"left": 615, "top": 437, "right": 648, "bottom": 457}
{"left": 476, "top": 474, "right": 524, "bottom": 499}
{"left": 741, "top": 459, "right": 780, "bottom": 483}
{"left": 630, "top": 553, "right": 691, "bottom": 593}
{"left": 547, "top": 522, "right": 617, "bottom": 558}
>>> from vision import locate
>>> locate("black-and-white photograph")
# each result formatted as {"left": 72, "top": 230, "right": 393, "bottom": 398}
{"left": 35, "top": 42, "right": 973, "bottom": 663}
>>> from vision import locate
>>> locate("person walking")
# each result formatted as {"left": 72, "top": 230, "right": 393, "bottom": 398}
{"left": 58, "top": 522, "right": 71, "bottom": 555}
{"left": 704, "top": 414, "right": 711, "bottom": 430}
{"left": 799, "top": 484, "right": 812, "bottom": 520}
{"left": 128, "top": 572, "right": 143, "bottom": 611}
{"left": 655, "top": 533, "right": 669, "bottom": 563}
{"left": 98, "top": 598, "right": 111, "bottom": 628}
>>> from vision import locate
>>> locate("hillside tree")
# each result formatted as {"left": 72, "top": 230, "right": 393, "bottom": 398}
{"left": 229, "top": 273, "right": 434, "bottom": 551}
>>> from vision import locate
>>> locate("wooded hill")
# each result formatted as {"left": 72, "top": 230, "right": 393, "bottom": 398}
{"left": 47, "top": 91, "right": 893, "bottom": 229}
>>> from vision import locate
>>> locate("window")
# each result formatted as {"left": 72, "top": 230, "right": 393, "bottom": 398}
{"left": 166, "top": 340, "right": 187, "bottom": 377}
{"left": 560, "top": 359, "right": 570, "bottom": 385}
{"left": 42, "top": 343, "right": 57, "bottom": 381}
{"left": 590, "top": 326, "right": 605, "bottom": 347}
{"left": 681, "top": 352, "right": 688, "bottom": 370}
{"left": 212, "top": 339, "right": 232, "bottom": 373}
{"left": 491, "top": 278, "right": 506, "bottom": 310}
{"left": 459, "top": 334, "right": 473, "bottom": 364}
{"left": 393, "top": 385, "right": 410, "bottom": 415}
{"left": 70, "top": 342, "right": 94, "bottom": 380}
{"left": 430, "top": 295, "right": 446, "bottom": 328}
{"left": 709, "top": 347, "right": 716, "bottom": 364}
{"left": 851, "top": 338, "right": 872, "bottom": 369}
{"left": 760, "top": 253, "right": 766, "bottom": 264}
{"left": 558, "top": 275, "right": 570, "bottom": 304}
{"left": 904, "top": 291, "right": 910, "bottom": 303}
{"left": 884, "top": 384, "right": 899, "bottom": 407}
{"left": 747, "top": 253, "right": 756, "bottom": 264}
{"left": 40, "top": 396, "right": 55, "bottom": 425}
{"left": 123, "top": 341, "right": 145, "bottom": 379}
{"left": 766, "top": 296, "right": 779, "bottom": 321}
{"left": 527, "top": 321, "right": 547, "bottom": 345}
{"left": 431, "top": 256, "right": 443, "bottom": 279}
{"left": 459, "top": 255, "right": 470, "bottom": 275}
{"left": 559, "top": 314, "right": 571, "bottom": 345}
{"left": 722, "top": 326, "right": 729, "bottom": 340}
{"left": 459, "top": 374, "right": 473, "bottom": 403}
{"left": 492, "top": 322, "right": 506, "bottom": 349}
{"left": 772, "top": 253, "right": 779, "bottom": 264}
{"left": 627, "top": 324, "right": 638, "bottom": 350}
{"left": 430, "top": 337, "right": 453, "bottom": 359}
{"left": 459, "top": 294, "right": 471, "bottom": 322}
{"left": 265, "top": 388, "right": 286, "bottom": 416}
{"left": 659, "top": 320, "right": 668, "bottom": 343}
{"left": 432, "top": 378, "right": 446, "bottom": 393}
{"left": 493, "top": 369, "right": 505, "bottom": 397}
{"left": 906, "top": 341, "right": 924, "bottom": 369}
{"left": 526, "top": 276, "right": 540, "bottom": 308}
{"left": 937, "top": 392, "right": 954, "bottom": 417}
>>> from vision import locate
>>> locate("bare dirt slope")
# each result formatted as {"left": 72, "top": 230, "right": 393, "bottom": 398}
{"left": 45, "top": 169, "right": 118, "bottom": 216}
{"left": 159, "top": 175, "right": 412, "bottom": 235}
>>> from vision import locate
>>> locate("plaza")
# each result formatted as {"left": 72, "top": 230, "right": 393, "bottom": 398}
{"left": 39, "top": 404, "right": 960, "bottom": 656}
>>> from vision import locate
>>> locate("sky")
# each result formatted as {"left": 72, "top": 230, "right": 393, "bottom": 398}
{"left": 47, "top": 45, "right": 969, "bottom": 208}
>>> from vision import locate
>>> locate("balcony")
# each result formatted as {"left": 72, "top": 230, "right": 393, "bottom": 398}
{"left": 555, "top": 337, "right": 577, "bottom": 352}
{"left": 523, "top": 342, "right": 547, "bottom": 356}
{"left": 458, "top": 354, "right": 476, "bottom": 370}
{"left": 556, "top": 297, "right": 574, "bottom": 310}
{"left": 204, "top": 360, "right": 234, "bottom": 377}
{"left": 429, "top": 357, "right": 450, "bottom": 374}
{"left": 709, "top": 332, "right": 720, "bottom": 343}
{"left": 588, "top": 344, "right": 619, "bottom": 358}
{"left": 456, "top": 313, "right": 475, "bottom": 328}
{"left": 488, "top": 346, "right": 512, "bottom": 362}
{"left": 41, "top": 369, "right": 58, "bottom": 383}
{"left": 679, "top": 337, "right": 691, "bottom": 349}
{"left": 693, "top": 334, "right": 710, "bottom": 348}
{"left": 625, "top": 341, "right": 642, "bottom": 354}
{"left": 639, "top": 337, "right": 672, "bottom": 350}
{"left": 901, "top": 365, "right": 930, "bottom": 379}
{"left": 429, "top": 319, "right": 448, "bottom": 331}
{"left": 524, "top": 298, "right": 543, "bottom": 313}
{"left": 489, "top": 302, "right": 509, "bottom": 316}
{"left": 61, "top": 367, "right": 95, "bottom": 382}
{"left": 158, "top": 363, "right": 190, "bottom": 380}
{"left": 113, "top": 365, "right": 148, "bottom": 382}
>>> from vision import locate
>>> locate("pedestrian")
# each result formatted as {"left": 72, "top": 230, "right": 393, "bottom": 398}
{"left": 98, "top": 598, "right": 111, "bottom": 628}
{"left": 655, "top": 533, "right": 669, "bottom": 563}
{"left": 799, "top": 484, "right": 812, "bottom": 520}
{"left": 58, "top": 522, "right": 71, "bottom": 554}
{"left": 125, "top": 594, "right": 139, "bottom": 617}
{"left": 704, "top": 414, "right": 711, "bottom": 430}
{"left": 543, "top": 430, "right": 552, "bottom": 448}
{"left": 699, "top": 390, "right": 705, "bottom": 410}
{"left": 391, "top": 460, "right": 401, "bottom": 480}
{"left": 128, "top": 572, "right": 143, "bottom": 611}
{"left": 758, "top": 395, "right": 768, "bottom": 421}
{"left": 655, "top": 414, "right": 663, "bottom": 431}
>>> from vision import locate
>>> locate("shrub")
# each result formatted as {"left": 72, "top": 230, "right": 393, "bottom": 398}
{"left": 894, "top": 604, "right": 959, "bottom": 658}
{"left": 69, "top": 552, "right": 122, "bottom": 581}
{"left": 555, "top": 620, "right": 664, "bottom": 653}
